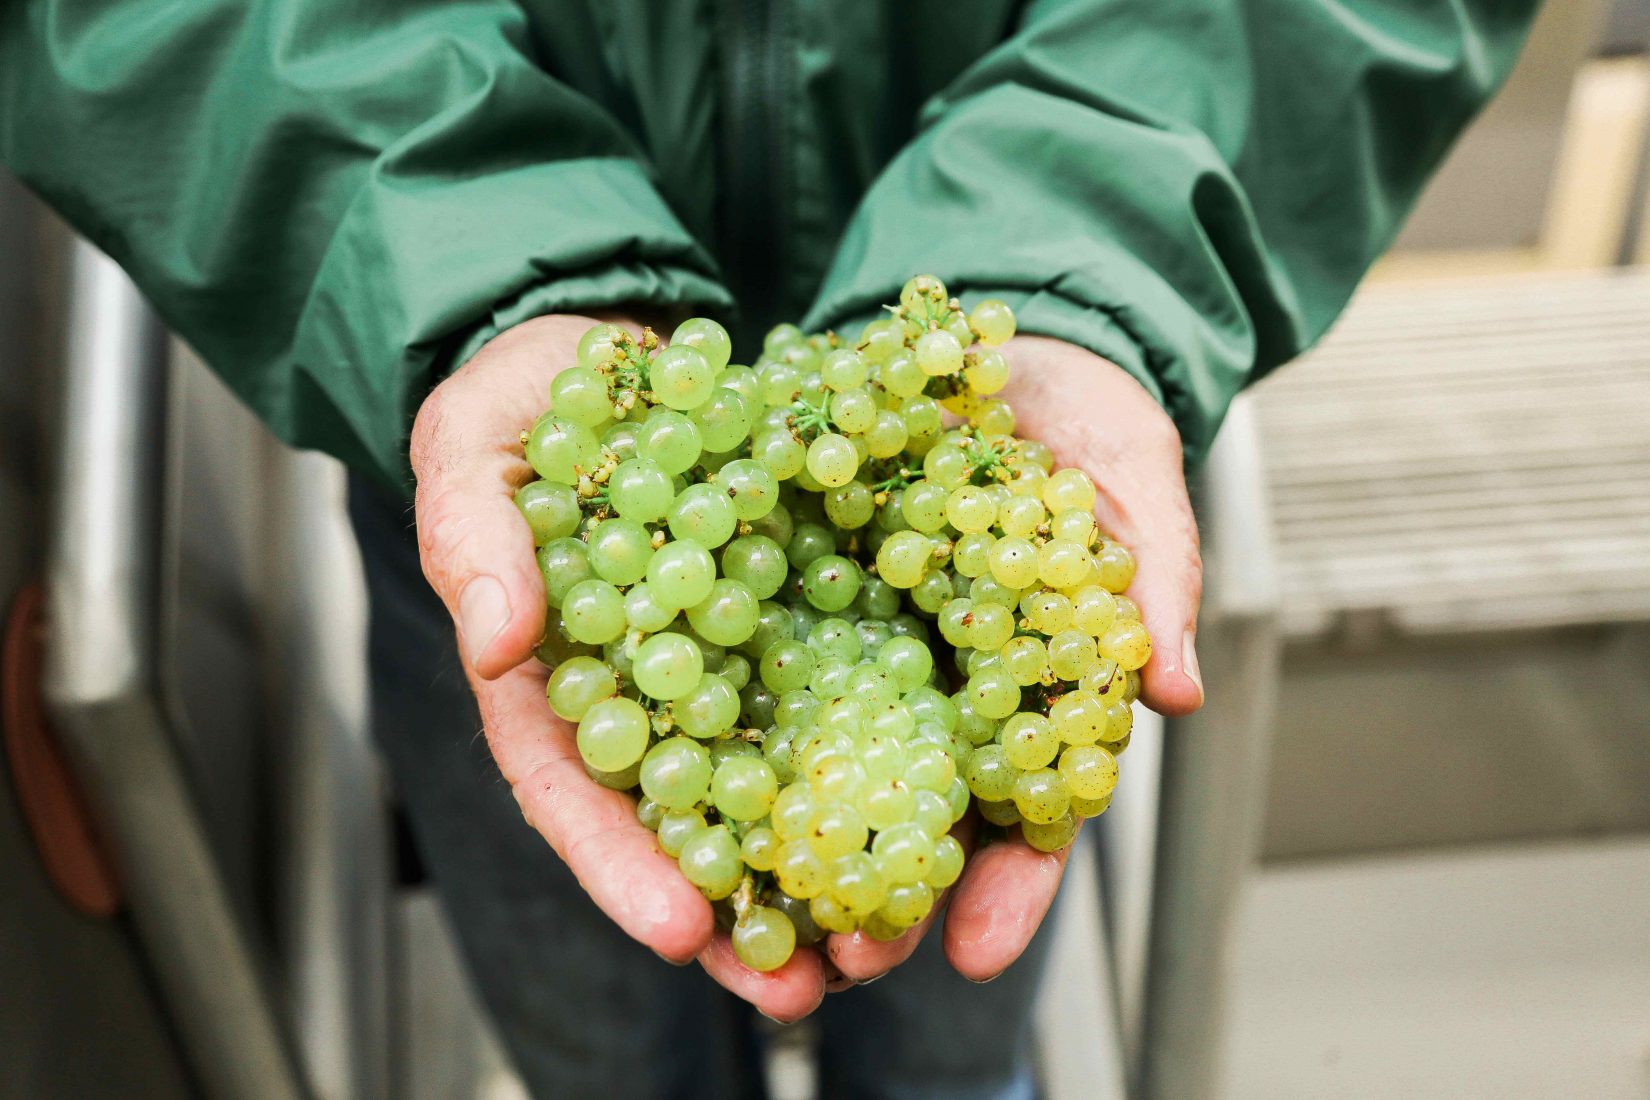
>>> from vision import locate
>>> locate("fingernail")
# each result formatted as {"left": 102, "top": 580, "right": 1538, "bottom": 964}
{"left": 1181, "top": 632, "right": 1203, "bottom": 700}
{"left": 460, "top": 576, "right": 510, "bottom": 667}
{"left": 825, "top": 976, "right": 856, "bottom": 993}
{"left": 759, "top": 1011, "right": 788, "bottom": 1025}
{"left": 651, "top": 950, "right": 690, "bottom": 967}
{"left": 855, "top": 973, "right": 884, "bottom": 986}
{"left": 967, "top": 974, "right": 1000, "bottom": 985}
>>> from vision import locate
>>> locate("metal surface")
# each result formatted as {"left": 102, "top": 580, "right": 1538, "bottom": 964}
{"left": 1136, "top": 398, "right": 1283, "bottom": 1100}
{"left": 40, "top": 241, "right": 309, "bottom": 1100}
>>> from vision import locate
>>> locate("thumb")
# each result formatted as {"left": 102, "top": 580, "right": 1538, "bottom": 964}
{"left": 411, "top": 388, "right": 548, "bottom": 681}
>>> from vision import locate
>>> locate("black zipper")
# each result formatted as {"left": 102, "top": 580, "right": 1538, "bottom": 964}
{"left": 718, "top": 0, "right": 788, "bottom": 342}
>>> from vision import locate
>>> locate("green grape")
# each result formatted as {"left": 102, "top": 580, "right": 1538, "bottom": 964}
{"left": 601, "top": 419, "right": 642, "bottom": 462}
{"left": 561, "top": 579, "right": 627, "bottom": 644}
{"left": 952, "top": 532, "right": 995, "bottom": 578}
{"left": 632, "top": 632, "right": 704, "bottom": 700}
{"left": 692, "top": 388, "right": 753, "bottom": 453}
{"left": 1001, "top": 635, "right": 1050, "bottom": 686}
{"left": 1058, "top": 744, "right": 1119, "bottom": 801}
{"left": 909, "top": 788, "right": 952, "bottom": 838}
{"left": 623, "top": 582, "right": 676, "bottom": 633}
{"left": 1021, "top": 812, "right": 1078, "bottom": 853}
{"left": 922, "top": 442, "right": 969, "bottom": 488}
{"left": 711, "top": 755, "right": 778, "bottom": 821}
{"left": 763, "top": 322, "right": 804, "bottom": 358}
{"left": 1050, "top": 689, "right": 1107, "bottom": 745}
{"left": 546, "top": 656, "right": 617, "bottom": 720}
{"left": 716, "top": 363, "right": 758, "bottom": 404}
{"left": 537, "top": 537, "right": 594, "bottom": 606}
{"left": 806, "top": 803, "right": 868, "bottom": 860}
{"left": 1043, "top": 467, "right": 1097, "bottom": 513}
{"left": 1101, "top": 699, "right": 1134, "bottom": 744}
{"left": 1002, "top": 713, "right": 1059, "bottom": 770}
{"left": 910, "top": 570, "right": 954, "bottom": 615}
{"left": 966, "top": 666, "right": 1020, "bottom": 720}
{"left": 670, "top": 317, "right": 732, "bottom": 372}
{"left": 900, "top": 395, "right": 944, "bottom": 451}
{"left": 758, "top": 361, "right": 802, "bottom": 406}
{"left": 1038, "top": 539, "right": 1092, "bottom": 589}
{"left": 668, "top": 483, "right": 738, "bottom": 547}
{"left": 845, "top": 665, "right": 897, "bottom": 706}
{"left": 863, "top": 410, "right": 909, "bottom": 457}
{"left": 773, "top": 691, "right": 818, "bottom": 732}
{"left": 576, "top": 322, "right": 627, "bottom": 371}
{"left": 827, "top": 851, "right": 886, "bottom": 916}
{"left": 801, "top": 554, "right": 862, "bottom": 613}
{"left": 1050, "top": 507, "right": 1096, "bottom": 546}
{"left": 1113, "top": 594, "right": 1142, "bottom": 622}
{"left": 859, "top": 317, "right": 905, "bottom": 364}
{"left": 733, "top": 906, "right": 797, "bottom": 972}
{"left": 741, "top": 825, "right": 781, "bottom": 872}
{"left": 1072, "top": 585, "right": 1118, "bottom": 635}
{"left": 1099, "top": 620, "right": 1152, "bottom": 671}
{"left": 656, "top": 808, "right": 706, "bottom": 857}
{"left": 1049, "top": 629, "right": 1099, "bottom": 680}
{"left": 878, "top": 881, "right": 934, "bottom": 929}
{"left": 806, "top": 618, "right": 862, "bottom": 663}
{"left": 853, "top": 575, "right": 899, "bottom": 622}
{"left": 771, "top": 783, "right": 816, "bottom": 842}
{"left": 515, "top": 481, "right": 581, "bottom": 545}
{"left": 717, "top": 458, "right": 778, "bottom": 521}
{"left": 859, "top": 777, "right": 915, "bottom": 832}
{"left": 872, "top": 823, "right": 935, "bottom": 885}
{"left": 915, "top": 330, "right": 964, "bottom": 377}
{"left": 753, "top": 427, "right": 806, "bottom": 479}
{"left": 651, "top": 344, "right": 716, "bottom": 411}
{"left": 678, "top": 824, "right": 742, "bottom": 898}
{"left": 963, "top": 348, "right": 1010, "bottom": 394}
{"left": 772, "top": 892, "right": 824, "bottom": 948}
{"left": 760, "top": 640, "right": 816, "bottom": 693}
{"left": 808, "top": 657, "right": 852, "bottom": 698}
{"left": 819, "top": 347, "right": 869, "bottom": 391}
{"left": 637, "top": 409, "right": 703, "bottom": 475}
{"left": 996, "top": 495, "right": 1044, "bottom": 540}
{"left": 830, "top": 388, "right": 877, "bottom": 434}
{"left": 647, "top": 541, "right": 715, "bottom": 609}
{"left": 715, "top": 536, "right": 781, "bottom": 600}
{"left": 966, "top": 603, "right": 1016, "bottom": 652}
{"left": 977, "top": 798, "right": 1022, "bottom": 827}
{"left": 708, "top": 737, "right": 760, "bottom": 767}
{"left": 805, "top": 433, "right": 859, "bottom": 488}
{"left": 608, "top": 457, "right": 674, "bottom": 522}
{"left": 746, "top": 499, "right": 794, "bottom": 546}
{"left": 786, "top": 522, "right": 836, "bottom": 569}
{"left": 904, "top": 686, "right": 956, "bottom": 732}
{"left": 586, "top": 517, "right": 653, "bottom": 587}
{"left": 900, "top": 480, "right": 949, "bottom": 532}
{"left": 875, "top": 530, "right": 932, "bottom": 588}
{"left": 969, "top": 575, "right": 1019, "bottom": 610}
{"left": 1012, "top": 767, "right": 1071, "bottom": 825}
{"left": 674, "top": 672, "right": 742, "bottom": 739}
{"left": 823, "top": 481, "right": 875, "bottom": 529}
{"left": 775, "top": 839, "right": 828, "bottom": 899}
{"left": 740, "top": 601, "right": 795, "bottom": 661}
{"left": 927, "top": 834, "right": 965, "bottom": 889}
{"left": 964, "top": 744, "right": 1016, "bottom": 802}
{"left": 635, "top": 796, "right": 666, "bottom": 832}
{"left": 1021, "top": 590, "right": 1073, "bottom": 635}
{"left": 1071, "top": 793, "right": 1113, "bottom": 820}
{"left": 969, "top": 299, "right": 1016, "bottom": 346}
{"left": 686, "top": 579, "right": 760, "bottom": 646}
{"left": 525, "top": 415, "right": 601, "bottom": 485}
{"left": 809, "top": 893, "right": 859, "bottom": 935}
{"left": 876, "top": 636, "right": 933, "bottom": 692}
{"left": 576, "top": 696, "right": 650, "bottom": 772}
{"left": 640, "top": 736, "right": 712, "bottom": 810}
{"left": 550, "top": 366, "right": 614, "bottom": 428}
{"left": 944, "top": 311, "right": 974, "bottom": 350}
{"left": 989, "top": 536, "right": 1040, "bottom": 589}
{"left": 946, "top": 486, "right": 998, "bottom": 533}
{"left": 879, "top": 350, "right": 926, "bottom": 399}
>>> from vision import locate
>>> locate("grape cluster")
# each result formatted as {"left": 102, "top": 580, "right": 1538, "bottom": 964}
{"left": 519, "top": 276, "right": 1147, "bottom": 973}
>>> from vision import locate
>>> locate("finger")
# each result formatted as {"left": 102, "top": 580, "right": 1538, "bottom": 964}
{"left": 943, "top": 823, "right": 1075, "bottom": 982}
{"left": 479, "top": 660, "right": 715, "bottom": 963}
{"left": 698, "top": 936, "right": 826, "bottom": 1023}
{"left": 410, "top": 320, "right": 590, "bottom": 678}
{"left": 824, "top": 815, "right": 977, "bottom": 983}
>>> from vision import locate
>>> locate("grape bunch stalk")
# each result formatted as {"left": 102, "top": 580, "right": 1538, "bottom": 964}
{"left": 517, "top": 276, "right": 1148, "bottom": 973}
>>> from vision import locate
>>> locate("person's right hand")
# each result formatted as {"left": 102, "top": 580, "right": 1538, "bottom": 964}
{"left": 411, "top": 314, "right": 830, "bottom": 1022}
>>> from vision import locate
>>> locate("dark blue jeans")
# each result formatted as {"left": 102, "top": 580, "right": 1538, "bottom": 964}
{"left": 349, "top": 479, "right": 1048, "bottom": 1099}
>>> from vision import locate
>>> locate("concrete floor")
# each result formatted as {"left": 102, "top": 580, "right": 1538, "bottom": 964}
{"left": 1218, "top": 837, "right": 1650, "bottom": 1100}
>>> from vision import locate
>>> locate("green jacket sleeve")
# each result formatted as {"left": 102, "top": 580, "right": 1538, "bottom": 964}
{"left": 0, "top": 0, "right": 731, "bottom": 491}
{"left": 803, "top": 0, "right": 1539, "bottom": 463}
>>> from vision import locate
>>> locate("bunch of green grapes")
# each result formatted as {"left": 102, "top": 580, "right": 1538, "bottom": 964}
{"left": 517, "top": 276, "right": 1145, "bottom": 973}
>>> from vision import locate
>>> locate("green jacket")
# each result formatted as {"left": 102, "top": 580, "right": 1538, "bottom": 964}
{"left": 1, "top": 0, "right": 1536, "bottom": 491}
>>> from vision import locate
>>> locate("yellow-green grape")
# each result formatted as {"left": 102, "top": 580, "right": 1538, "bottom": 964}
{"left": 859, "top": 317, "right": 905, "bottom": 364}
{"left": 560, "top": 579, "right": 627, "bottom": 645}
{"left": 936, "top": 599, "right": 974, "bottom": 647}
{"left": 901, "top": 480, "right": 950, "bottom": 533}
{"left": 915, "top": 330, "right": 964, "bottom": 377}
{"left": 1120, "top": 670, "right": 1142, "bottom": 705}
{"left": 899, "top": 274, "right": 947, "bottom": 312}
{"left": 740, "top": 825, "right": 782, "bottom": 872}
{"left": 647, "top": 540, "right": 716, "bottom": 610}
{"left": 863, "top": 410, "right": 909, "bottom": 457}
{"left": 754, "top": 427, "right": 807, "bottom": 478}
{"left": 910, "top": 570, "right": 954, "bottom": 615}
{"left": 525, "top": 414, "right": 602, "bottom": 485}
{"left": 1101, "top": 699, "right": 1134, "bottom": 744}
{"left": 1022, "top": 590, "right": 1074, "bottom": 635}
{"left": 830, "top": 388, "right": 877, "bottom": 434}
{"left": 651, "top": 344, "right": 717, "bottom": 411}
{"left": 806, "top": 803, "right": 869, "bottom": 860}
{"left": 1113, "top": 594, "right": 1142, "bottom": 622}
{"left": 952, "top": 532, "right": 996, "bottom": 578}
{"left": 1012, "top": 767, "right": 1070, "bottom": 825}
{"left": 678, "top": 824, "right": 742, "bottom": 898}
{"left": 975, "top": 399, "right": 1015, "bottom": 437}
{"left": 943, "top": 310, "right": 974, "bottom": 350}
{"left": 819, "top": 347, "right": 868, "bottom": 391}
{"left": 1021, "top": 813, "right": 1077, "bottom": 853}
{"left": 669, "top": 317, "right": 732, "bottom": 372}
{"left": 977, "top": 798, "right": 1022, "bottom": 826}
{"left": 574, "top": 696, "right": 650, "bottom": 773}
{"left": 1099, "top": 620, "right": 1152, "bottom": 671}
{"left": 717, "top": 458, "right": 779, "bottom": 522}
{"left": 637, "top": 409, "right": 703, "bottom": 475}
{"left": 969, "top": 299, "right": 1017, "bottom": 347}
{"left": 927, "top": 835, "right": 965, "bottom": 889}
{"left": 964, "top": 743, "right": 1016, "bottom": 802}
{"left": 901, "top": 395, "right": 945, "bottom": 451}
{"left": 1049, "top": 507, "right": 1096, "bottom": 546}
{"left": 945, "top": 485, "right": 998, "bottom": 533}
{"left": 576, "top": 322, "right": 627, "bottom": 371}
{"left": 809, "top": 893, "right": 859, "bottom": 935}
{"left": 515, "top": 481, "right": 582, "bottom": 545}
{"left": 905, "top": 742, "right": 956, "bottom": 792}
{"left": 877, "top": 881, "right": 934, "bottom": 929}
{"left": 776, "top": 839, "right": 828, "bottom": 899}
{"left": 1002, "top": 713, "right": 1059, "bottom": 770}
{"left": 656, "top": 808, "right": 706, "bottom": 857}
{"left": 859, "top": 777, "right": 916, "bottom": 831}
{"left": 710, "top": 755, "right": 778, "bottom": 820}
{"left": 998, "top": 495, "right": 1045, "bottom": 539}
{"left": 1038, "top": 539, "right": 1092, "bottom": 589}
{"left": 586, "top": 517, "right": 653, "bottom": 587}
{"left": 1048, "top": 629, "right": 1099, "bottom": 680}
{"left": 806, "top": 433, "right": 859, "bottom": 487}
{"left": 1008, "top": 464, "right": 1047, "bottom": 499}
{"left": 828, "top": 851, "right": 888, "bottom": 916}
{"left": 1050, "top": 689, "right": 1107, "bottom": 746}
{"left": 771, "top": 783, "right": 815, "bottom": 841}
{"left": 1001, "top": 635, "right": 1051, "bottom": 686}
{"left": 695, "top": 387, "right": 755, "bottom": 453}
{"left": 989, "top": 536, "right": 1040, "bottom": 588}
{"left": 1072, "top": 585, "right": 1119, "bottom": 635}
{"left": 1071, "top": 793, "right": 1113, "bottom": 819}
{"left": 608, "top": 457, "right": 675, "bottom": 522}
{"left": 880, "top": 349, "right": 927, "bottom": 397}
{"left": 668, "top": 483, "right": 739, "bottom": 547}
{"left": 640, "top": 736, "right": 712, "bottom": 810}
{"left": 546, "top": 656, "right": 617, "bottom": 721}
{"left": 966, "top": 602, "right": 1016, "bottom": 652}
{"left": 1094, "top": 541, "right": 1137, "bottom": 593}
{"left": 1079, "top": 658, "right": 1122, "bottom": 699}
{"left": 733, "top": 906, "right": 796, "bottom": 973}
{"left": 1058, "top": 744, "right": 1119, "bottom": 801}
{"left": 870, "top": 823, "right": 935, "bottom": 885}
{"left": 875, "top": 530, "right": 933, "bottom": 588}
{"left": 963, "top": 348, "right": 1009, "bottom": 394}
{"left": 1042, "top": 467, "right": 1098, "bottom": 513}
